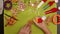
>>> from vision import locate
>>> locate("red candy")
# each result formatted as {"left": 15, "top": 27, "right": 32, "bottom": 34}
{"left": 37, "top": 18, "right": 43, "bottom": 23}
{"left": 45, "top": 8, "right": 58, "bottom": 14}
{"left": 43, "top": 0, "right": 47, "bottom": 2}
{"left": 58, "top": 16, "right": 60, "bottom": 23}
{"left": 48, "top": 1, "right": 55, "bottom": 6}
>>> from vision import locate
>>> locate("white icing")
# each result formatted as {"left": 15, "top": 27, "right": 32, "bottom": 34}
{"left": 55, "top": 0, "right": 58, "bottom": 3}
{"left": 32, "top": 4, "right": 34, "bottom": 6}
{"left": 42, "top": 16, "right": 46, "bottom": 20}
{"left": 21, "top": 9, "right": 24, "bottom": 11}
{"left": 58, "top": 7, "right": 60, "bottom": 10}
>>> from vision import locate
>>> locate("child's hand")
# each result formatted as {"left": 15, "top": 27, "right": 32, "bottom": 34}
{"left": 18, "top": 20, "right": 32, "bottom": 34}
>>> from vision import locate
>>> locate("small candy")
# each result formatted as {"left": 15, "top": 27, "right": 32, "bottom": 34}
{"left": 48, "top": 1, "right": 55, "bottom": 6}
{"left": 35, "top": 17, "right": 43, "bottom": 23}
{"left": 43, "top": 0, "right": 47, "bottom": 2}
{"left": 5, "top": 16, "right": 16, "bottom": 27}
{"left": 18, "top": 1, "right": 25, "bottom": 11}
{"left": 37, "top": 18, "right": 43, "bottom": 23}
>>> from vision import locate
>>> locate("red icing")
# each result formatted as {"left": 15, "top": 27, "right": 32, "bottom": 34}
{"left": 38, "top": 18, "right": 43, "bottom": 23}
{"left": 58, "top": 16, "right": 60, "bottom": 22}
{"left": 51, "top": 8, "right": 58, "bottom": 12}
{"left": 57, "top": 15, "right": 60, "bottom": 24}
{"left": 45, "top": 8, "right": 58, "bottom": 14}
{"left": 48, "top": 1, "right": 55, "bottom": 6}
{"left": 42, "top": 0, "right": 47, "bottom": 2}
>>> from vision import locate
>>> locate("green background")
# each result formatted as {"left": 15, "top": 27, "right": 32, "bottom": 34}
{"left": 4, "top": 0, "right": 57, "bottom": 34}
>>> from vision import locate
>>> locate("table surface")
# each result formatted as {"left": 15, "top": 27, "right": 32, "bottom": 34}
{"left": 57, "top": 0, "right": 60, "bottom": 34}
{"left": 4, "top": 0, "right": 57, "bottom": 34}
{"left": 0, "top": 0, "right": 3, "bottom": 14}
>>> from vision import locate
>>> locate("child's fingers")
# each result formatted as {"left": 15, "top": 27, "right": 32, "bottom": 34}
{"left": 25, "top": 22, "right": 32, "bottom": 31}
{"left": 29, "top": 29, "right": 31, "bottom": 34}
{"left": 23, "top": 21, "right": 32, "bottom": 30}
{"left": 33, "top": 19, "right": 38, "bottom": 25}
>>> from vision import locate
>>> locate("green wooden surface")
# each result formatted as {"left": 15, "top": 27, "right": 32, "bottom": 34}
{"left": 4, "top": 0, "right": 57, "bottom": 34}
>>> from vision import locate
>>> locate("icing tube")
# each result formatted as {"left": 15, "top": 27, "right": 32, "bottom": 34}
{"left": 45, "top": 8, "right": 58, "bottom": 14}
{"left": 43, "top": 1, "right": 55, "bottom": 10}
{"left": 37, "top": 0, "right": 47, "bottom": 9}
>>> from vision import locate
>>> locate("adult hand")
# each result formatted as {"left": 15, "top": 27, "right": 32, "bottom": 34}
{"left": 33, "top": 16, "right": 51, "bottom": 34}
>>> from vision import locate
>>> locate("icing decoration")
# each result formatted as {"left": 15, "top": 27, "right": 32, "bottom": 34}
{"left": 58, "top": 7, "right": 60, "bottom": 10}
{"left": 53, "top": 14, "right": 60, "bottom": 24}
{"left": 43, "top": 1, "right": 55, "bottom": 10}
{"left": 35, "top": 17, "right": 43, "bottom": 23}
{"left": 37, "top": 0, "right": 47, "bottom": 9}
{"left": 48, "top": 1, "right": 55, "bottom": 6}
{"left": 11, "top": 0, "right": 18, "bottom": 3}
{"left": 45, "top": 8, "right": 58, "bottom": 14}
{"left": 4, "top": 0, "right": 12, "bottom": 10}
